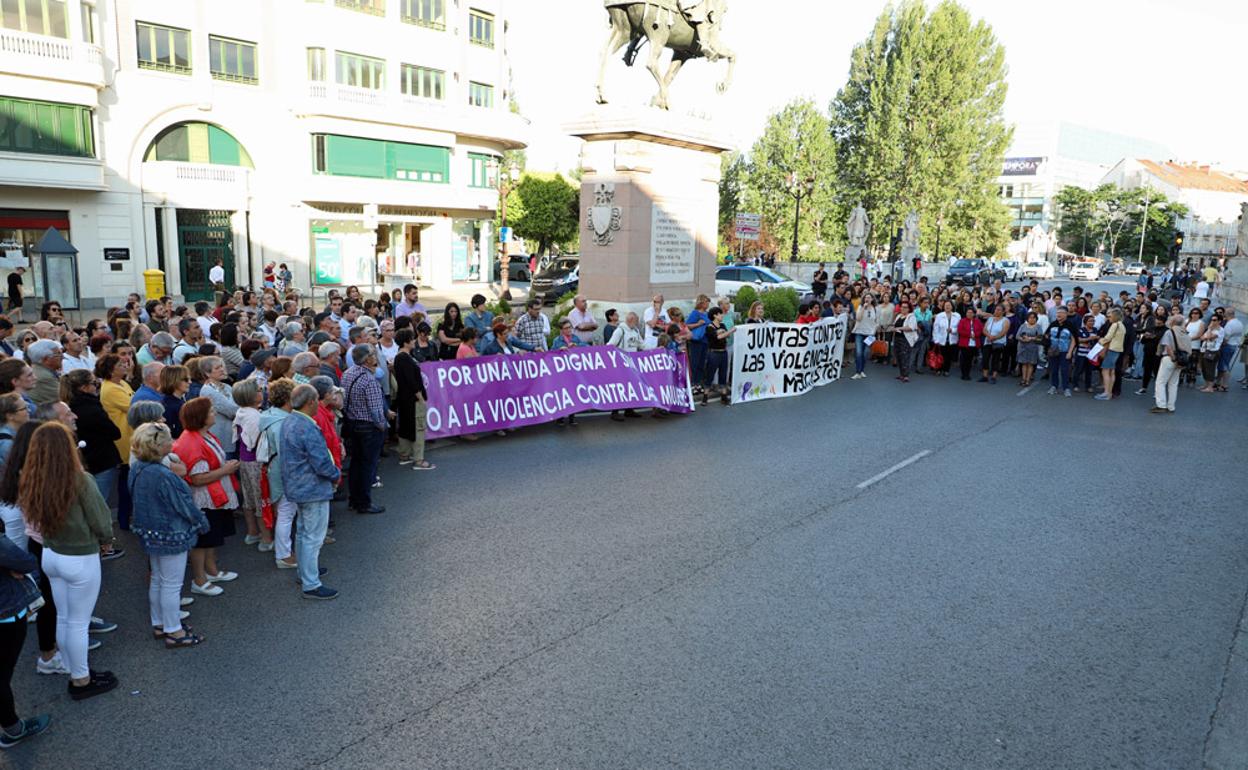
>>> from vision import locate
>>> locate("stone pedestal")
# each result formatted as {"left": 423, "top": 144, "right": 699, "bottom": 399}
{"left": 566, "top": 109, "right": 733, "bottom": 320}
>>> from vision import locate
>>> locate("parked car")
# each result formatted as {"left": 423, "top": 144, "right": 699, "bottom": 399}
{"left": 492, "top": 255, "right": 533, "bottom": 283}
{"left": 1124, "top": 261, "right": 1145, "bottom": 275}
{"left": 529, "top": 256, "right": 580, "bottom": 304}
{"left": 714, "top": 265, "right": 811, "bottom": 298}
{"left": 998, "top": 260, "right": 1021, "bottom": 281}
{"left": 1022, "top": 260, "right": 1055, "bottom": 280}
{"left": 944, "top": 258, "right": 1003, "bottom": 285}
{"left": 1069, "top": 260, "right": 1102, "bottom": 281}
{"left": 1101, "top": 261, "right": 1118, "bottom": 275}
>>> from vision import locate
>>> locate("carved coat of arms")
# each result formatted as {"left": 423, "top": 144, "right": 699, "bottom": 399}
{"left": 587, "top": 183, "right": 622, "bottom": 246}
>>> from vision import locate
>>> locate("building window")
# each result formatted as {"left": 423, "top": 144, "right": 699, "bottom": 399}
{"left": 335, "top": 0, "right": 384, "bottom": 16}
{"left": 136, "top": 22, "right": 192, "bottom": 75}
{"left": 401, "top": 64, "right": 444, "bottom": 100}
{"left": 401, "top": 0, "right": 443, "bottom": 29}
{"left": 307, "top": 47, "right": 326, "bottom": 81}
{"left": 0, "top": 96, "right": 93, "bottom": 157}
{"left": 468, "top": 153, "right": 493, "bottom": 188}
{"left": 209, "top": 36, "right": 258, "bottom": 84}
{"left": 335, "top": 51, "right": 385, "bottom": 90}
{"left": 312, "top": 133, "right": 449, "bottom": 183}
{"left": 468, "top": 10, "right": 493, "bottom": 48}
{"left": 144, "top": 122, "right": 254, "bottom": 167}
{"left": 468, "top": 81, "right": 493, "bottom": 108}
{"left": 80, "top": 1, "right": 95, "bottom": 43}
{"left": 0, "top": 0, "right": 68, "bottom": 38}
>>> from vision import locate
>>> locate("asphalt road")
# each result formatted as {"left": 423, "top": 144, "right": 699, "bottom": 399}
{"left": 7, "top": 286, "right": 1247, "bottom": 770}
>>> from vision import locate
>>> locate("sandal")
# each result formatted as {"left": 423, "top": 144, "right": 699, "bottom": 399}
{"left": 412, "top": 460, "right": 436, "bottom": 470}
{"left": 153, "top": 624, "right": 194, "bottom": 639}
{"left": 164, "top": 632, "right": 204, "bottom": 649}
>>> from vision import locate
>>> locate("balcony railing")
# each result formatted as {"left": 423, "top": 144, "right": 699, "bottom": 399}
{"left": 138, "top": 59, "right": 192, "bottom": 76}
{"left": 401, "top": 14, "right": 445, "bottom": 31}
{"left": 0, "top": 28, "right": 104, "bottom": 87}
{"left": 336, "top": 0, "right": 386, "bottom": 16}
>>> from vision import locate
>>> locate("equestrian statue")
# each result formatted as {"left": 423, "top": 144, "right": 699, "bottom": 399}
{"left": 596, "top": 0, "right": 736, "bottom": 111}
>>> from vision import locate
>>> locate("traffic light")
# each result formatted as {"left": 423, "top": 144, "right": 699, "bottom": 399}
{"left": 1169, "top": 230, "right": 1184, "bottom": 260}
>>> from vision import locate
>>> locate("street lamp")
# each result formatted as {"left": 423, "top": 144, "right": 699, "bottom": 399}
{"left": 1137, "top": 186, "right": 1154, "bottom": 265}
{"left": 785, "top": 173, "right": 815, "bottom": 262}
{"left": 489, "top": 158, "right": 521, "bottom": 300}
{"left": 934, "top": 213, "right": 945, "bottom": 263}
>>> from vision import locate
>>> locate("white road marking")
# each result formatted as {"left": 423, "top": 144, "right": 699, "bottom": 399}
{"left": 1016, "top": 385, "right": 1034, "bottom": 397}
{"left": 856, "top": 450, "right": 932, "bottom": 490}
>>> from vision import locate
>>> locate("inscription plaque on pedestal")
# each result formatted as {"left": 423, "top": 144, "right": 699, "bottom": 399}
{"left": 650, "top": 201, "right": 697, "bottom": 285}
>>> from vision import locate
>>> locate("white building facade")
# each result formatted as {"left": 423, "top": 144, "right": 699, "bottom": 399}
{"left": 1101, "top": 159, "right": 1247, "bottom": 260}
{"left": 0, "top": 0, "right": 526, "bottom": 309}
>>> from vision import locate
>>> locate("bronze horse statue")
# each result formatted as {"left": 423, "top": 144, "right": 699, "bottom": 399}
{"left": 596, "top": 0, "right": 736, "bottom": 111}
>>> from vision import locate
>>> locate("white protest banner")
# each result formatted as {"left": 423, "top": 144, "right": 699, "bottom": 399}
{"left": 730, "top": 317, "right": 847, "bottom": 404}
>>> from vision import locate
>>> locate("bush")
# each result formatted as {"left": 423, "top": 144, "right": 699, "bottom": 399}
{"left": 484, "top": 297, "right": 511, "bottom": 318}
{"left": 760, "top": 287, "right": 799, "bottom": 322}
{"left": 733, "top": 284, "right": 758, "bottom": 315}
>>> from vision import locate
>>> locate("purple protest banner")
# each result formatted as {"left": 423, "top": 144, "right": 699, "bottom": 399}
{"left": 422, "top": 347, "right": 694, "bottom": 438}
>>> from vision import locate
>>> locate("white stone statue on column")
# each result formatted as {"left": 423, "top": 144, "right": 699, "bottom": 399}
{"left": 901, "top": 210, "right": 920, "bottom": 260}
{"left": 1237, "top": 202, "right": 1248, "bottom": 257}
{"left": 846, "top": 203, "right": 870, "bottom": 261}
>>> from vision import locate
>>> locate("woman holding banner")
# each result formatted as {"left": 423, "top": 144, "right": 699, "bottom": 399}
{"left": 703, "top": 308, "right": 732, "bottom": 405}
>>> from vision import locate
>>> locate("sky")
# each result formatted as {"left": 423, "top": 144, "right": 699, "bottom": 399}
{"left": 507, "top": 0, "right": 1248, "bottom": 174}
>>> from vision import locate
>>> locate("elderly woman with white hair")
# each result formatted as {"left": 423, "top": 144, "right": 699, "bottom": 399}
{"left": 24, "top": 339, "right": 63, "bottom": 406}
{"left": 279, "top": 321, "right": 307, "bottom": 356}
{"left": 197, "top": 357, "right": 239, "bottom": 457}
{"left": 291, "top": 351, "right": 320, "bottom": 384}
{"left": 317, "top": 341, "right": 342, "bottom": 386}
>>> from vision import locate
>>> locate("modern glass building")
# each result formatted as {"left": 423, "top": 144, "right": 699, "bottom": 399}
{"left": 997, "top": 121, "right": 1171, "bottom": 244}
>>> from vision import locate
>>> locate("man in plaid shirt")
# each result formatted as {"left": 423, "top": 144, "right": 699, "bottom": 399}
{"left": 512, "top": 300, "right": 549, "bottom": 352}
{"left": 340, "top": 343, "right": 393, "bottom": 514}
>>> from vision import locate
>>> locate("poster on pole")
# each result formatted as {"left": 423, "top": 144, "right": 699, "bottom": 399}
{"left": 734, "top": 213, "right": 761, "bottom": 241}
{"left": 730, "top": 317, "right": 848, "bottom": 404}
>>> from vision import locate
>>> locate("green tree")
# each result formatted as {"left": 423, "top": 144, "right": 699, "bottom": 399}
{"left": 1056, "top": 184, "right": 1189, "bottom": 264}
{"left": 830, "top": 0, "right": 1012, "bottom": 259}
{"left": 507, "top": 173, "right": 579, "bottom": 257}
{"left": 741, "top": 98, "right": 837, "bottom": 261}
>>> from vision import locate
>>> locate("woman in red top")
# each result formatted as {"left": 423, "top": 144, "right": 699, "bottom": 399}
{"left": 955, "top": 313, "right": 985, "bottom": 381}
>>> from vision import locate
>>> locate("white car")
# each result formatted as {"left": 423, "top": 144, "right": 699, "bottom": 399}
{"left": 714, "top": 265, "right": 811, "bottom": 297}
{"left": 1124, "top": 261, "right": 1146, "bottom": 275}
{"left": 1069, "top": 260, "right": 1102, "bottom": 281}
{"left": 1022, "top": 261, "right": 1055, "bottom": 280}
{"left": 998, "top": 260, "right": 1021, "bottom": 281}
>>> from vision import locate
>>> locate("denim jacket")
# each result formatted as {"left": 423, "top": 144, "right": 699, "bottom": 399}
{"left": 279, "top": 411, "right": 341, "bottom": 503}
{"left": 257, "top": 408, "right": 292, "bottom": 502}
{"left": 0, "top": 535, "right": 37, "bottom": 620}
{"left": 128, "top": 459, "right": 210, "bottom": 555}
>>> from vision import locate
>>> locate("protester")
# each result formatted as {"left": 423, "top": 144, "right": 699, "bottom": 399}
{"left": 128, "top": 422, "right": 208, "bottom": 648}
{"left": 257, "top": 378, "right": 297, "bottom": 568}
{"left": 22, "top": 422, "right": 116, "bottom": 700}
{"left": 392, "top": 330, "right": 435, "bottom": 471}
{"left": 231, "top": 379, "right": 271, "bottom": 550}
{"left": 172, "top": 397, "right": 239, "bottom": 597}
{"left": 61, "top": 370, "right": 124, "bottom": 514}
{"left": 0, "top": 527, "right": 51, "bottom": 746}
{"left": 340, "top": 345, "right": 390, "bottom": 514}
{"left": 703, "top": 307, "right": 732, "bottom": 402}
{"left": 1152, "top": 315, "right": 1191, "bottom": 414}
{"left": 280, "top": 384, "right": 341, "bottom": 600}
{"left": 851, "top": 295, "right": 880, "bottom": 379}
{"left": 0, "top": 395, "right": 27, "bottom": 465}
{"left": 159, "top": 365, "right": 191, "bottom": 437}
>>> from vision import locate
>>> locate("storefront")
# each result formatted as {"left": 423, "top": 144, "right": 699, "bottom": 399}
{"left": 0, "top": 208, "right": 74, "bottom": 310}
{"left": 452, "top": 217, "right": 495, "bottom": 283}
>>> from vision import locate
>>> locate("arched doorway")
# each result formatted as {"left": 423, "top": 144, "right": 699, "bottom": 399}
{"left": 142, "top": 122, "right": 253, "bottom": 301}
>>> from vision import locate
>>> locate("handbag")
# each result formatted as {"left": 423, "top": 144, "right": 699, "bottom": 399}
{"left": 926, "top": 347, "right": 944, "bottom": 370}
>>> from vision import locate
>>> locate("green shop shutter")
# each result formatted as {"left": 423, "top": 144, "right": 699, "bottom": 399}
{"left": 387, "top": 141, "right": 448, "bottom": 181}
{"left": 325, "top": 135, "right": 387, "bottom": 178}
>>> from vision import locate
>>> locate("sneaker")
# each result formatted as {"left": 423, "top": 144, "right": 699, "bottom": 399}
{"left": 206, "top": 570, "right": 238, "bottom": 583}
{"left": 243, "top": 535, "right": 261, "bottom": 546}
{"left": 1073, "top": 387, "right": 1081, "bottom": 393}
{"left": 35, "top": 653, "right": 69, "bottom": 676}
{"left": 100, "top": 548, "right": 125, "bottom": 562}
{"left": 179, "top": 610, "right": 190, "bottom": 620}
{"left": 68, "top": 671, "right": 118, "bottom": 701}
{"left": 302, "top": 585, "right": 339, "bottom": 601}
{"left": 190, "top": 581, "right": 223, "bottom": 597}
{"left": 1134, "top": 388, "right": 1147, "bottom": 395}
{"left": 257, "top": 541, "right": 275, "bottom": 553}
{"left": 1064, "top": 389, "right": 1072, "bottom": 397}
{"left": 0, "top": 714, "right": 50, "bottom": 748}
{"left": 397, "top": 457, "right": 413, "bottom": 466}
{"left": 275, "top": 559, "right": 298, "bottom": 569}
{"left": 87, "top": 638, "right": 101, "bottom": 651}
{"left": 372, "top": 478, "right": 383, "bottom": 488}
{"left": 1046, "top": 387, "right": 1056, "bottom": 395}
{"left": 180, "top": 596, "right": 193, "bottom": 607}
{"left": 1149, "top": 406, "right": 1168, "bottom": 414}
{"left": 88, "top": 617, "right": 117, "bottom": 634}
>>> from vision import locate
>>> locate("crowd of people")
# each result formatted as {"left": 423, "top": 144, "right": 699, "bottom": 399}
{"left": 0, "top": 259, "right": 1240, "bottom": 743}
